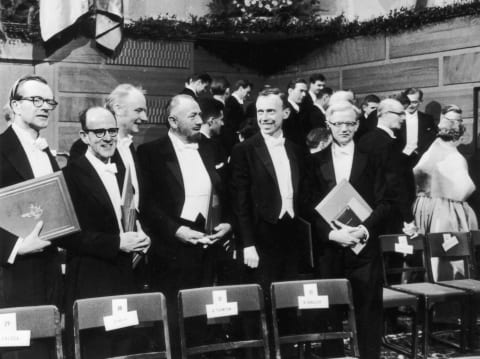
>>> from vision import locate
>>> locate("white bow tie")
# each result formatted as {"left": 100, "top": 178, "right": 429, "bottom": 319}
{"left": 118, "top": 136, "right": 133, "bottom": 148}
{"left": 34, "top": 137, "right": 49, "bottom": 151}
{"left": 104, "top": 162, "right": 118, "bottom": 174}
{"left": 265, "top": 136, "right": 285, "bottom": 148}
{"left": 178, "top": 142, "right": 199, "bottom": 151}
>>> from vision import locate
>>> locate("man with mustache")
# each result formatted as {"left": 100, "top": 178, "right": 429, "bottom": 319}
{"left": 137, "top": 94, "right": 232, "bottom": 356}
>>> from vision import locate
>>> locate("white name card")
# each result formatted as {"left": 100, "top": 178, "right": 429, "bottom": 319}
{"left": 0, "top": 313, "right": 30, "bottom": 347}
{"left": 394, "top": 236, "right": 413, "bottom": 255}
{"left": 298, "top": 284, "right": 329, "bottom": 310}
{"left": 206, "top": 290, "right": 238, "bottom": 319}
{"left": 103, "top": 299, "right": 139, "bottom": 331}
{"left": 442, "top": 233, "right": 459, "bottom": 252}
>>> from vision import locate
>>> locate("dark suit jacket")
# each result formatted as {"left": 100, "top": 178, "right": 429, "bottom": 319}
{"left": 0, "top": 126, "right": 63, "bottom": 308}
{"left": 301, "top": 143, "right": 390, "bottom": 262}
{"left": 221, "top": 96, "right": 246, "bottom": 154}
{"left": 230, "top": 133, "right": 304, "bottom": 248}
{"left": 358, "top": 128, "right": 414, "bottom": 230}
{"left": 355, "top": 111, "right": 378, "bottom": 141}
{"left": 178, "top": 87, "right": 198, "bottom": 100}
{"left": 283, "top": 102, "right": 306, "bottom": 147}
{"left": 399, "top": 111, "right": 437, "bottom": 158}
{"left": 61, "top": 156, "right": 135, "bottom": 304}
{"left": 137, "top": 134, "right": 228, "bottom": 263}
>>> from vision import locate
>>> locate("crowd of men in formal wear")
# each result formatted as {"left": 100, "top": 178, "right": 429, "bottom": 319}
{"left": 0, "top": 72, "right": 479, "bottom": 359}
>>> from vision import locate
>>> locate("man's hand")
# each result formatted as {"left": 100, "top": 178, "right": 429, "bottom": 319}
{"left": 119, "top": 231, "right": 150, "bottom": 253}
{"left": 329, "top": 221, "right": 360, "bottom": 248}
{"left": 244, "top": 246, "right": 259, "bottom": 268}
{"left": 18, "top": 221, "right": 51, "bottom": 255}
{"left": 135, "top": 220, "right": 151, "bottom": 253}
{"left": 403, "top": 221, "right": 418, "bottom": 236}
{"left": 175, "top": 226, "right": 206, "bottom": 245}
{"left": 208, "top": 223, "right": 232, "bottom": 242}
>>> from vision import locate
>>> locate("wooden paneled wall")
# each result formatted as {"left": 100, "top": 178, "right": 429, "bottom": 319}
{"left": 268, "top": 16, "right": 480, "bottom": 153}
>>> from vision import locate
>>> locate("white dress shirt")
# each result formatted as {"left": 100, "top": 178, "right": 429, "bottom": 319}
{"left": 232, "top": 93, "right": 244, "bottom": 105}
{"left": 309, "top": 91, "right": 316, "bottom": 103}
{"left": 169, "top": 131, "right": 212, "bottom": 222}
{"left": 261, "top": 131, "right": 294, "bottom": 218}
{"left": 117, "top": 135, "right": 140, "bottom": 210}
{"left": 12, "top": 123, "right": 53, "bottom": 178}
{"left": 377, "top": 124, "right": 396, "bottom": 139}
{"left": 404, "top": 111, "right": 419, "bottom": 155}
{"left": 288, "top": 99, "right": 300, "bottom": 113}
{"left": 85, "top": 150, "right": 124, "bottom": 233}
{"left": 332, "top": 141, "right": 355, "bottom": 183}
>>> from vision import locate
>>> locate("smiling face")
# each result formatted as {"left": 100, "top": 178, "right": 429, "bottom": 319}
{"left": 169, "top": 97, "right": 203, "bottom": 143}
{"left": 81, "top": 108, "right": 118, "bottom": 163}
{"left": 256, "top": 94, "right": 289, "bottom": 137}
{"left": 11, "top": 80, "right": 55, "bottom": 132}
{"left": 116, "top": 89, "right": 148, "bottom": 136}
{"left": 406, "top": 92, "right": 422, "bottom": 114}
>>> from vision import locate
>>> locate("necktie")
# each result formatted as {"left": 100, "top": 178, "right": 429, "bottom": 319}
{"left": 118, "top": 135, "right": 133, "bottom": 149}
{"left": 105, "top": 162, "right": 118, "bottom": 174}
{"left": 179, "top": 143, "right": 199, "bottom": 151}
{"left": 266, "top": 136, "right": 285, "bottom": 148}
{"left": 33, "top": 137, "right": 49, "bottom": 151}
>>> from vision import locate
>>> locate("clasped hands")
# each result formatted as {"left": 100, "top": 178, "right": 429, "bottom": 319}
{"left": 175, "top": 223, "right": 232, "bottom": 247}
{"left": 119, "top": 221, "right": 151, "bottom": 253}
{"left": 328, "top": 220, "right": 367, "bottom": 248}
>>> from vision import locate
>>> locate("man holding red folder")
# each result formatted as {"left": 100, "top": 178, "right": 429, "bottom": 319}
{"left": 302, "top": 100, "right": 390, "bottom": 359}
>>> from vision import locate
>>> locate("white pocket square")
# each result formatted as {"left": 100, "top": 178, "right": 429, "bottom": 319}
{"left": 215, "top": 162, "right": 225, "bottom": 169}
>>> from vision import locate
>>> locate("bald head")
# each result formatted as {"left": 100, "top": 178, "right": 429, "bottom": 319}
{"left": 377, "top": 99, "right": 405, "bottom": 130}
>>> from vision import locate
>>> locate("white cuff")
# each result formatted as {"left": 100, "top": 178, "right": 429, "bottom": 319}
{"left": 7, "top": 237, "right": 24, "bottom": 264}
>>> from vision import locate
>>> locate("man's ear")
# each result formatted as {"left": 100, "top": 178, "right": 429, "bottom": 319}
{"left": 207, "top": 117, "right": 214, "bottom": 127}
{"left": 283, "top": 107, "right": 291, "bottom": 119}
{"left": 167, "top": 115, "right": 177, "bottom": 129}
{"left": 79, "top": 130, "right": 89, "bottom": 145}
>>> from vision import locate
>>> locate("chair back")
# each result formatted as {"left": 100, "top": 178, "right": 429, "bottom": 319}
{"left": 379, "top": 234, "right": 426, "bottom": 285}
{"left": 178, "top": 284, "right": 269, "bottom": 359}
{"left": 425, "top": 232, "right": 473, "bottom": 280}
{"left": 270, "top": 279, "right": 359, "bottom": 358}
{"left": 73, "top": 292, "right": 170, "bottom": 359}
{"left": 0, "top": 305, "right": 62, "bottom": 358}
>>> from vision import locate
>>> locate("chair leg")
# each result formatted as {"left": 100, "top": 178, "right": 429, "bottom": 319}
{"left": 411, "top": 306, "right": 419, "bottom": 359}
{"left": 423, "top": 299, "right": 430, "bottom": 358}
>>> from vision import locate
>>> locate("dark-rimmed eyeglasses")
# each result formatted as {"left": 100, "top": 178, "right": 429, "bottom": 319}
{"left": 83, "top": 127, "right": 119, "bottom": 138}
{"left": 328, "top": 121, "right": 357, "bottom": 128}
{"left": 16, "top": 96, "right": 58, "bottom": 109}
{"left": 387, "top": 111, "right": 404, "bottom": 116}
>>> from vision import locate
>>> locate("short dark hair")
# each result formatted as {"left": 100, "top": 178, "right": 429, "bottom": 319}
{"left": 257, "top": 87, "right": 288, "bottom": 109}
{"left": 403, "top": 87, "right": 424, "bottom": 101}
{"left": 233, "top": 79, "right": 253, "bottom": 91}
{"left": 187, "top": 73, "right": 212, "bottom": 85}
{"left": 9, "top": 74, "right": 48, "bottom": 101}
{"left": 210, "top": 77, "right": 230, "bottom": 96}
{"left": 317, "top": 87, "right": 333, "bottom": 98}
{"left": 287, "top": 78, "right": 307, "bottom": 91}
{"left": 309, "top": 73, "right": 326, "bottom": 84}
{"left": 79, "top": 106, "right": 115, "bottom": 131}
{"left": 237, "top": 119, "right": 258, "bottom": 140}
{"left": 198, "top": 98, "right": 224, "bottom": 122}
{"left": 361, "top": 94, "right": 380, "bottom": 107}
{"left": 395, "top": 93, "right": 411, "bottom": 107}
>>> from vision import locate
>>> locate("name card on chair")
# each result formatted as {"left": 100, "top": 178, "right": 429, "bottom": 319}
{"left": 103, "top": 298, "right": 139, "bottom": 331}
{"left": 0, "top": 313, "right": 31, "bottom": 347}
{"left": 206, "top": 290, "right": 238, "bottom": 319}
{"left": 298, "top": 283, "right": 329, "bottom": 309}
{"left": 442, "top": 233, "right": 459, "bottom": 252}
{"left": 394, "top": 236, "right": 413, "bottom": 255}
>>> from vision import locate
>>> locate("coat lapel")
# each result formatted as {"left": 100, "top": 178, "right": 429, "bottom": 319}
{"left": 161, "top": 137, "right": 184, "bottom": 188}
{"left": 198, "top": 142, "right": 221, "bottom": 192}
{"left": 285, "top": 140, "right": 299, "bottom": 193}
{"left": 349, "top": 146, "right": 367, "bottom": 184}
{"left": 319, "top": 145, "right": 336, "bottom": 190}
{"left": 2, "top": 127, "right": 34, "bottom": 180}
{"left": 253, "top": 134, "right": 278, "bottom": 186}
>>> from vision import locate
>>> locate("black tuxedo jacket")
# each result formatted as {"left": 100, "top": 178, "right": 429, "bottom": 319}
{"left": 61, "top": 156, "right": 135, "bottom": 304}
{"left": 230, "top": 133, "right": 304, "bottom": 248}
{"left": 283, "top": 102, "right": 306, "bottom": 147}
{"left": 137, "top": 134, "right": 228, "bottom": 261}
{"left": 358, "top": 128, "right": 414, "bottom": 227}
{"left": 0, "top": 126, "right": 62, "bottom": 307}
{"left": 221, "top": 96, "right": 246, "bottom": 153}
{"left": 355, "top": 110, "right": 378, "bottom": 141}
{"left": 178, "top": 87, "right": 198, "bottom": 100}
{"left": 301, "top": 143, "right": 390, "bottom": 261}
{"left": 399, "top": 111, "right": 437, "bottom": 157}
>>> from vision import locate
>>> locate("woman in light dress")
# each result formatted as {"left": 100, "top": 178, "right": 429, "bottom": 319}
{"left": 413, "top": 104, "right": 478, "bottom": 280}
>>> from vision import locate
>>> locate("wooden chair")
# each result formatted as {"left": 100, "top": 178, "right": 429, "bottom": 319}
{"left": 470, "top": 230, "right": 480, "bottom": 279}
{"left": 425, "top": 232, "right": 480, "bottom": 349}
{"left": 178, "top": 284, "right": 269, "bottom": 359}
{"left": 270, "top": 278, "right": 359, "bottom": 359}
{"left": 73, "top": 292, "right": 171, "bottom": 359}
{"left": 380, "top": 234, "right": 469, "bottom": 357}
{"left": 0, "top": 305, "right": 62, "bottom": 359}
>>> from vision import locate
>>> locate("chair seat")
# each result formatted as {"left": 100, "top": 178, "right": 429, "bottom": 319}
{"left": 391, "top": 282, "right": 466, "bottom": 299}
{"left": 439, "top": 279, "right": 480, "bottom": 292}
{"left": 383, "top": 287, "right": 418, "bottom": 308}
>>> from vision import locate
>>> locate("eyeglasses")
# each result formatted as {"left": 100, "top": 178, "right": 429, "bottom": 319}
{"left": 328, "top": 121, "right": 357, "bottom": 128}
{"left": 16, "top": 96, "right": 58, "bottom": 109}
{"left": 387, "top": 111, "right": 404, "bottom": 116}
{"left": 444, "top": 116, "right": 463, "bottom": 123}
{"left": 84, "top": 127, "right": 119, "bottom": 138}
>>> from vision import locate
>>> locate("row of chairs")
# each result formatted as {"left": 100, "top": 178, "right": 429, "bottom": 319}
{"left": 380, "top": 230, "right": 480, "bottom": 359}
{"left": 0, "top": 279, "right": 358, "bottom": 359}
{"left": 2, "top": 230, "right": 480, "bottom": 359}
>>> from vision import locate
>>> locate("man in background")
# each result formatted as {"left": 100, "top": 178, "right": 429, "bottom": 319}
{"left": 179, "top": 73, "right": 212, "bottom": 100}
